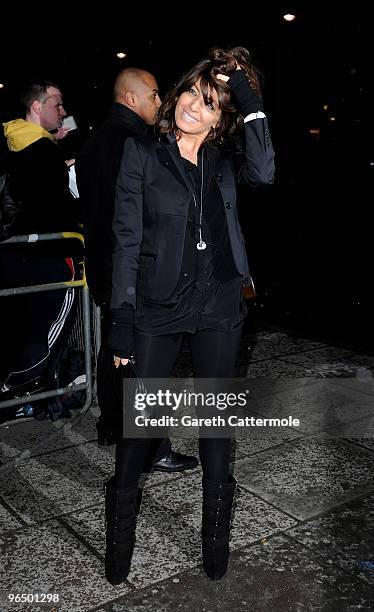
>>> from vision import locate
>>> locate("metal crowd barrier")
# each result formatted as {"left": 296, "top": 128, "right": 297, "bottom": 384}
{"left": 0, "top": 232, "right": 93, "bottom": 413}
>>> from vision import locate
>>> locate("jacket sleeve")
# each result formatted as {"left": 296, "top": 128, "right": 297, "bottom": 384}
{"left": 111, "top": 137, "right": 144, "bottom": 310}
{"left": 228, "top": 71, "right": 275, "bottom": 188}
{"left": 238, "top": 117, "right": 275, "bottom": 187}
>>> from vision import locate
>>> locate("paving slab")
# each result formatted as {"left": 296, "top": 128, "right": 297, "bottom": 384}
{"left": 0, "top": 405, "right": 99, "bottom": 462}
{"left": 281, "top": 346, "right": 363, "bottom": 375}
{"left": 242, "top": 331, "right": 327, "bottom": 362}
{"left": 0, "top": 438, "right": 187, "bottom": 526}
{"left": 246, "top": 379, "right": 374, "bottom": 436}
{"left": 0, "top": 519, "right": 131, "bottom": 612}
{"left": 288, "top": 492, "right": 374, "bottom": 583}
{"left": 0, "top": 503, "right": 22, "bottom": 535}
{"left": 97, "top": 533, "right": 374, "bottom": 612}
{"left": 233, "top": 436, "right": 374, "bottom": 520}
{"left": 148, "top": 471, "right": 297, "bottom": 539}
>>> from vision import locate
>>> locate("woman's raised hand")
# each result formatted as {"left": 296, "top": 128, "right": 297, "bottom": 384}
{"left": 216, "top": 64, "right": 241, "bottom": 83}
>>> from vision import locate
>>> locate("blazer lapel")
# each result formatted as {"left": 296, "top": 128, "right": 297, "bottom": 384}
{"left": 204, "top": 142, "right": 221, "bottom": 188}
{"left": 156, "top": 134, "right": 190, "bottom": 191}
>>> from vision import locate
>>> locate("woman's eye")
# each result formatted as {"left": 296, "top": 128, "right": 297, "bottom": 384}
{"left": 189, "top": 87, "right": 196, "bottom": 95}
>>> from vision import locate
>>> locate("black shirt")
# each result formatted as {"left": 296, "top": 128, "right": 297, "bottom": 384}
{"left": 135, "top": 148, "right": 246, "bottom": 335}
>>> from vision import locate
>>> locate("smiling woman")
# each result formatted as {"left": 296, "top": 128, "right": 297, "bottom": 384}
{"left": 103, "top": 45, "right": 275, "bottom": 586}
{"left": 174, "top": 81, "right": 222, "bottom": 151}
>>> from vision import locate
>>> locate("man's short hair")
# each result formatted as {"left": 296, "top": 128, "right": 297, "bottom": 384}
{"left": 20, "top": 80, "right": 60, "bottom": 112}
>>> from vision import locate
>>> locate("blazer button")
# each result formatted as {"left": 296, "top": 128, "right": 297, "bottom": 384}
{"left": 215, "top": 174, "right": 222, "bottom": 182}
{"left": 225, "top": 201, "right": 232, "bottom": 209}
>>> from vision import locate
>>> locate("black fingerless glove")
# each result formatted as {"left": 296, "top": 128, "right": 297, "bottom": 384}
{"left": 227, "top": 70, "right": 263, "bottom": 116}
{"left": 106, "top": 305, "right": 134, "bottom": 359}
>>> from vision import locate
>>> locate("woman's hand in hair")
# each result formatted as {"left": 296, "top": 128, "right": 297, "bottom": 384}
{"left": 216, "top": 73, "right": 230, "bottom": 83}
{"left": 217, "top": 64, "right": 241, "bottom": 82}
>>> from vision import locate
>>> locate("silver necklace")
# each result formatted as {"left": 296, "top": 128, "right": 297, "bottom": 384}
{"left": 192, "top": 153, "right": 206, "bottom": 250}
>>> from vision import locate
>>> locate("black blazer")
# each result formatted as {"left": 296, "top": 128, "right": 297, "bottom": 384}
{"left": 111, "top": 118, "right": 275, "bottom": 309}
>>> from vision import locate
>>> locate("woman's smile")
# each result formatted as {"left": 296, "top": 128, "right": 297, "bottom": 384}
{"left": 182, "top": 110, "right": 199, "bottom": 123}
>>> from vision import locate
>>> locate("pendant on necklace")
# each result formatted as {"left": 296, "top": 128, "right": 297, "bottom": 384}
{"left": 197, "top": 241, "right": 207, "bottom": 251}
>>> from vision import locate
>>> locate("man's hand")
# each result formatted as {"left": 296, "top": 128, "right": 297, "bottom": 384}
{"left": 54, "top": 127, "right": 70, "bottom": 141}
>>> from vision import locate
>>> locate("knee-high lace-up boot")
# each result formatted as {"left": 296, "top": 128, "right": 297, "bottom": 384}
{"left": 201, "top": 474, "right": 237, "bottom": 580}
{"left": 104, "top": 478, "right": 140, "bottom": 585}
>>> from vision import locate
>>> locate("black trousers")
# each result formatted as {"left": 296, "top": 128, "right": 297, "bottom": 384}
{"left": 96, "top": 307, "right": 171, "bottom": 459}
{"left": 114, "top": 327, "right": 243, "bottom": 488}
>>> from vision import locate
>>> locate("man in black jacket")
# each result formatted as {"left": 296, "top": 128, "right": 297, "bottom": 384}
{"left": 76, "top": 68, "right": 197, "bottom": 472}
{"left": 3, "top": 80, "right": 78, "bottom": 234}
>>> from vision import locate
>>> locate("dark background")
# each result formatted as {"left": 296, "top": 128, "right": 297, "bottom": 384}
{"left": 1, "top": 7, "right": 372, "bottom": 348}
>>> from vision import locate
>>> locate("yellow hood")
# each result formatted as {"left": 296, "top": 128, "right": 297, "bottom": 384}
{"left": 2, "top": 119, "right": 54, "bottom": 152}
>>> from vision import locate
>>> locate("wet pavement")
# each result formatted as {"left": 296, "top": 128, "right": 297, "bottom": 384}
{"left": 1, "top": 323, "right": 374, "bottom": 611}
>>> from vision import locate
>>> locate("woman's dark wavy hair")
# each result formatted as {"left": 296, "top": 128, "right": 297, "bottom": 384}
{"left": 156, "top": 46, "right": 261, "bottom": 145}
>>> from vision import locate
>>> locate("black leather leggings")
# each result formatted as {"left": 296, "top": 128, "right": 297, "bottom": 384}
{"left": 114, "top": 327, "right": 242, "bottom": 488}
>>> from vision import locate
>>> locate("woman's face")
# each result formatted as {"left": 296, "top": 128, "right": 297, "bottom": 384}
{"left": 175, "top": 79, "right": 222, "bottom": 138}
